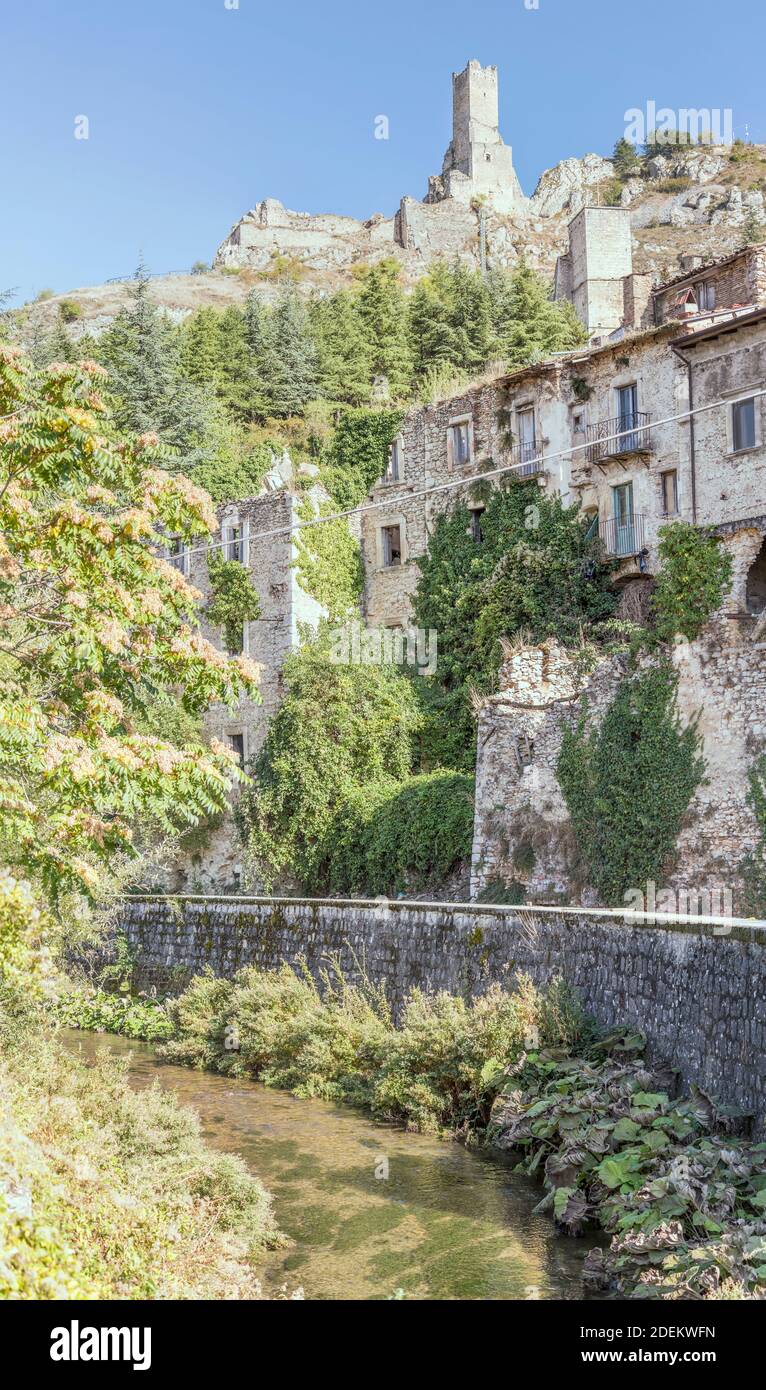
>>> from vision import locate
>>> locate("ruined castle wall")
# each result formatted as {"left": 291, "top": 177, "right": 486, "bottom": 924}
{"left": 114, "top": 894, "right": 766, "bottom": 1132}
{"left": 470, "top": 638, "right": 766, "bottom": 913}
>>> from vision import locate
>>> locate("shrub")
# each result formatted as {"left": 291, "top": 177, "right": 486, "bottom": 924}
{"left": 0, "top": 1021, "right": 278, "bottom": 1298}
{"left": 58, "top": 299, "right": 82, "bottom": 322}
{"left": 319, "top": 770, "right": 475, "bottom": 896}
{"left": 162, "top": 962, "right": 585, "bottom": 1132}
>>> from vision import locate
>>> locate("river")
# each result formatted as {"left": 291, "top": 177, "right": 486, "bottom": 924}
{"left": 67, "top": 1030, "right": 596, "bottom": 1302}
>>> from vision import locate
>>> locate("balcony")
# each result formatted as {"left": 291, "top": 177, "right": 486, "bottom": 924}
{"left": 586, "top": 413, "right": 652, "bottom": 465}
{"left": 599, "top": 513, "right": 647, "bottom": 559}
{"left": 510, "top": 440, "right": 545, "bottom": 478}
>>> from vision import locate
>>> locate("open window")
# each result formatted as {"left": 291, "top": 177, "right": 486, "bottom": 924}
{"left": 223, "top": 517, "right": 249, "bottom": 564}
{"left": 469, "top": 507, "right": 485, "bottom": 543}
{"left": 447, "top": 418, "right": 473, "bottom": 468}
{"left": 385, "top": 437, "right": 403, "bottom": 482}
{"left": 228, "top": 732, "right": 246, "bottom": 769}
{"left": 381, "top": 524, "right": 402, "bottom": 568}
{"left": 661, "top": 468, "right": 679, "bottom": 517}
{"left": 168, "top": 536, "right": 188, "bottom": 575}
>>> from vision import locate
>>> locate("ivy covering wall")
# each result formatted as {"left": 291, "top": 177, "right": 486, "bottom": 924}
{"left": 556, "top": 665, "right": 705, "bottom": 904}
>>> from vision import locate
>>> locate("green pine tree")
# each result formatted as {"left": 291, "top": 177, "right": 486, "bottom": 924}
{"left": 494, "top": 260, "right": 586, "bottom": 368}
{"left": 96, "top": 260, "right": 212, "bottom": 459}
{"left": 179, "top": 307, "right": 222, "bottom": 387}
{"left": 408, "top": 262, "right": 461, "bottom": 379}
{"left": 263, "top": 286, "right": 318, "bottom": 417}
{"left": 310, "top": 290, "right": 371, "bottom": 405}
{"left": 612, "top": 137, "right": 641, "bottom": 179}
{"left": 354, "top": 259, "right": 413, "bottom": 401}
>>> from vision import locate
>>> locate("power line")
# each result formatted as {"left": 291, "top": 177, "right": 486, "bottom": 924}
{"left": 172, "top": 386, "right": 766, "bottom": 562}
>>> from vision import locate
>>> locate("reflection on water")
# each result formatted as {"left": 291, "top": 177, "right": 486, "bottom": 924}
{"left": 66, "top": 1030, "right": 595, "bottom": 1302}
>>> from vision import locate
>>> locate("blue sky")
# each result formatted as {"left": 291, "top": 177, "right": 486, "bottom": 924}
{"left": 2, "top": 0, "right": 763, "bottom": 305}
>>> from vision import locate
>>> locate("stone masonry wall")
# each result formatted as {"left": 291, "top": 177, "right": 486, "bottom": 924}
{"left": 115, "top": 895, "right": 766, "bottom": 1132}
{"left": 471, "top": 637, "right": 766, "bottom": 912}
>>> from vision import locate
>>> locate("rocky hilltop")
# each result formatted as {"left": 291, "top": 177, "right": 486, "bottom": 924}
{"left": 18, "top": 60, "right": 766, "bottom": 338}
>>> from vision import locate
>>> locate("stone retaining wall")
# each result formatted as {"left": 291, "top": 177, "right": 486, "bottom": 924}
{"left": 116, "top": 896, "right": 766, "bottom": 1132}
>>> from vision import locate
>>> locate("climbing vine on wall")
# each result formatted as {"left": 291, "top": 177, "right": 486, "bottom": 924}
{"left": 207, "top": 552, "right": 262, "bottom": 652}
{"left": 556, "top": 664, "right": 705, "bottom": 904}
{"left": 652, "top": 523, "right": 732, "bottom": 643}
{"left": 320, "top": 406, "right": 404, "bottom": 509}
{"left": 292, "top": 498, "right": 364, "bottom": 622}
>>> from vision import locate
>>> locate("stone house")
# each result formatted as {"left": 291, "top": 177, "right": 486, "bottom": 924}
{"left": 165, "top": 472, "right": 326, "bottom": 890}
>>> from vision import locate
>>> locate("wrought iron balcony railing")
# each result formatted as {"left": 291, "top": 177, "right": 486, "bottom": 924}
{"left": 599, "top": 512, "right": 647, "bottom": 559}
{"left": 511, "top": 440, "right": 545, "bottom": 477}
{"left": 586, "top": 412, "right": 652, "bottom": 464}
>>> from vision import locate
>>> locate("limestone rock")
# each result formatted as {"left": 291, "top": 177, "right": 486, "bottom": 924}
{"left": 529, "top": 155, "right": 615, "bottom": 218}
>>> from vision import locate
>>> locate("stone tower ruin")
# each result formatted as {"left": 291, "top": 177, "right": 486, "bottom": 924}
{"left": 426, "top": 59, "right": 525, "bottom": 214}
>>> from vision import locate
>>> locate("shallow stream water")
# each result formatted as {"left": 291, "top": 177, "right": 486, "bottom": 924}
{"left": 67, "top": 1029, "right": 595, "bottom": 1301}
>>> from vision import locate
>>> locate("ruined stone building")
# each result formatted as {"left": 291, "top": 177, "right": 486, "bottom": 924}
{"left": 175, "top": 173, "right": 766, "bottom": 904}
{"left": 166, "top": 460, "right": 327, "bottom": 890}
{"left": 360, "top": 218, "right": 766, "bottom": 911}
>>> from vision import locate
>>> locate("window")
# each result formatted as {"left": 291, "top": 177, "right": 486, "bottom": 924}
{"left": 448, "top": 420, "right": 472, "bottom": 467}
{"left": 732, "top": 397, "right": 757, "bottom": 453}
{"left": 695, "top": 280, "right": 716, "bottom": 311}
{"left": 611, "top": 481, "right": 636, "bottom": 557}
{"left": 228, "top": 733, "right": 246, "bottom": 769}
{"left": 168, "top": 536, "right": 188, "bottom": 575}
{"left": 385, "top": 438, "right": 402, "bottom": 482}
{"left": 226, "top": 624, "right": 246, "bottom": 657}
{"left": 381, "top": 524, "right": 402, "bottom": 567}
{"left": 223, "top": 519, "right": 248, "bottom": 564}
{"left": 470, "top": 508, "right": 485, "bottom": 543}
{"left": 572, "top": 411, "right": 586, "bottom": 435}
{"left": 661, "top": 469, "right": 679, "bottom": 516}
{"left": 517, "top": 407, "right": 537, "bottom": 465}
{"left": 616, "top": 383, "right": 639, "bottom": 451}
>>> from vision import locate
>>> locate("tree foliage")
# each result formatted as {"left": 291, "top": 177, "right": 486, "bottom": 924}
{"left": 239, "top": 634, "right": 421, "bottom": 890}
{"left": 652, "top": 523, "right": 732, "bottom": 642}
{"left": 0, "top": 348, "right": 259, "bottom": 983}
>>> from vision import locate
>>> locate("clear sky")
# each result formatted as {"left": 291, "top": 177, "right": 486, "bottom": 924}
{"left": 3, "top": 0, "right": 764, "bottom": 306}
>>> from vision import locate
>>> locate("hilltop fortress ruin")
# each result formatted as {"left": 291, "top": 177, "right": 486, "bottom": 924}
{"left": 214, "top": 60, "right": 552, "bottom": 282}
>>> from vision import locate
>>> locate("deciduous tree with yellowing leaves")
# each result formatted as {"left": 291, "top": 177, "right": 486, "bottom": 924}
{"left": 0, "top": 346, "right": 260, "bottom": 988}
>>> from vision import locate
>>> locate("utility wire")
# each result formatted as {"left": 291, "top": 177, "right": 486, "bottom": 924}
{"left": 171, "top": 386, "right": 766, "bottom": 562}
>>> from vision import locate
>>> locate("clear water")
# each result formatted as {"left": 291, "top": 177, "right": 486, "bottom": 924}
{"left": 66, "top": 1030, "right": 595, "bottom": 1302}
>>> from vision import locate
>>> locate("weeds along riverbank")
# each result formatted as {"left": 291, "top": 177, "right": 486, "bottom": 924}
{"left": 0, "top": 994, "right": 283, "bottom": 1299}
{"left": 57, "top": 962, "right": 766, "bottom": 1301}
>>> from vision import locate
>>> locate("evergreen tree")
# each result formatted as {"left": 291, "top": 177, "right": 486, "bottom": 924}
{"left": 493, "top": 259, "right": 586, "bottom": 368}
{"left": 96, "top": 261, "right": 211, "bottom": 458}
{"left": 216, "top": 306, "right": 259, "bottom": 418}
{"left": 310, "top": 290, "right": 371, "bottom": 405}
{"left": 612, "top": 137, "right": 641, "bottom": 179}
{"left": 179, "top": 307, "right": 222, "bottom": 387}
{"left": 263, "top": 286, "right": 318, "bottom": 417}
{"left": 408, "top": 262, "right": 461, "bottom": 379}
{"left": 450, "top": 261, "right": 495, "bottom": 373}
{"left": 354, "top": 259, "right": 413, "bottom": 400}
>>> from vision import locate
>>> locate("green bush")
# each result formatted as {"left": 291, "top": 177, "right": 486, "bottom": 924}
{"left": 56, "top": 986, "right": 174, "bottom": 1041}
{"left": 239, "top": 633, "right": 422, "bottom": 890}
{"left": 58, "top": 299, "right": 82, "bottom": 323}
{"left": 0, "top": 1019, "right": 278, "bottom": 1299}
{"left": 652, "top": 523, "right": 732, "bottom": 642}
{"left": 162, "top": 962, "right": 585, "bottom": 1132}
{"left": 319, "top": 770, "right": 475, "bottom": 896}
